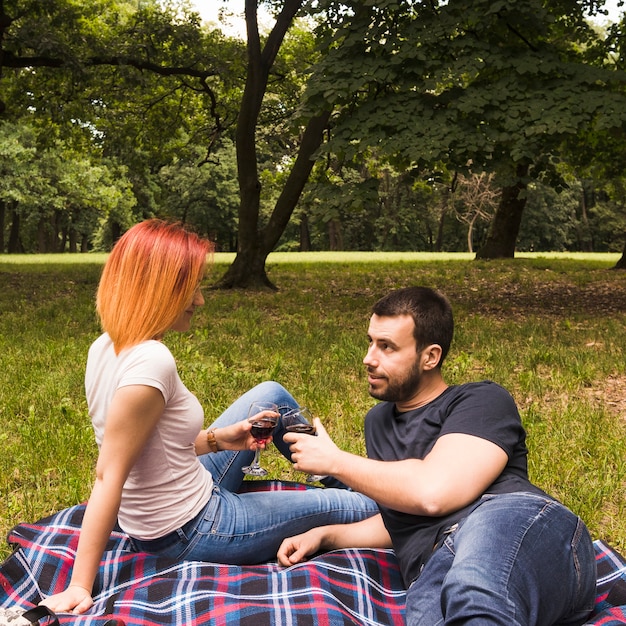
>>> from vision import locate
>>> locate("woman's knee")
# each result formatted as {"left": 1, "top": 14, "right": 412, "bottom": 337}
{"left": 250, "top": 381, "right": 296, "bottom": 408}
{"left": 250, "top": 380, "right": 286, "bottom": 397}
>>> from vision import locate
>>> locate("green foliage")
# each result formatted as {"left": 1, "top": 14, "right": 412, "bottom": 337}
{"left": 158, "top": 139, "right": 240, "bottom": 250}
{"left": 518, "top": 178, "right": 626, "bottom": 253}
{"left": 0, "top": 120, "right": 137, "bottom": 252}
{"left": 1, "top": 255, "right": 626, "bottom": 560}
{"left": 306, "top": 0, "right": 626, "bottom": 185}
{"left": 519, "top": 182, "right": 582, "bottom": 251}
{"left": 0, "top": 122, "right": 38, "bottom": 206}
{"left": 1, "top": 0, "right": 247, "bottom": 244}
{"left": 297, "top": 159, "right": 455, "bottom": 251}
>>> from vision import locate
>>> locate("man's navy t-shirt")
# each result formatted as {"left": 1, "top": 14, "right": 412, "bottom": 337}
{"left": 364, "top": 381, "right": 549, "bottom": 586}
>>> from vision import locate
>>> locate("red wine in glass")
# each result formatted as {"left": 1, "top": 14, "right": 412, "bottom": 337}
{"left": 242, "top": 401, "right": 279, "bottom": 476}
{"left": 282, "top": 407, "right": 327, "bottom": 483}
{"left": 251, "top": 420, "right": 278, "bottom": 442}
{"left": 285, "top": 423, "right": 316, "bottom": 435}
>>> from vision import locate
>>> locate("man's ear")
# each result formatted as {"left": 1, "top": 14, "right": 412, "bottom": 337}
{"left": 421, "top": 344, "right": 443, "bottom": 370}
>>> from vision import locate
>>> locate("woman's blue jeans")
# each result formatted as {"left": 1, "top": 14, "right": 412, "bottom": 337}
{"left": 130, "top": 381, "right": 378, "bottom": 564}
{"left": 405, "top": 492, "right": 597, "bottom": 626}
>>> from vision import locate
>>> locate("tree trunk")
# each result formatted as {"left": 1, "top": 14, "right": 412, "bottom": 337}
{"left": 467, "top": 212, "right": 479, "bottom": 254}
{"left": 53, "top": 211, "right": 62, "bottom": 252}
{"left": 213, "top": 110, "right": 330, "bottom": 289}
{"left": 212, "top": 0, "right": 309, "bottom": 290}
{"left": 614, "top": 238, "right": 626, "bottom": 269}
{"left": 37, "top": 218, "right": 47, "bottom": 253}
{"left": 577, "top": 183, "right": 593, "bottom": 252}
{"left": 299, "top": 213, "right": 311, "bottom": 251}
{"left": 328, "top": 219, "right": 343, "bottom": 251}
{"left": 212, "top": 244, "right": 276, "bottom": 290}
{"left": 7, "top": 210, "right": 23, "bottom": 253}
{"left": 111, "top": 221, "right": 122, "bottom": 245}
{"left": 68, "top": 227, "right": 77, "bottom": 253}
{"left": 475, "top": 164, "right": 529, "bottom": 259}
{"left": 435, "top": 200, "right": 448, "bottom": 252}
{"left": 0, "top": 199, "right": 5, "bottom": 252}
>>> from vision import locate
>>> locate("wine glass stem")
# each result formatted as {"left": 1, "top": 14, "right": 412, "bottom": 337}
{"left": 251, "top": 448, "right": 261, "bottom": 467}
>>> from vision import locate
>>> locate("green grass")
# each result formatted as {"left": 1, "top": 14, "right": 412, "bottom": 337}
{"left": 1, "top": 253, "right": 625, "bottom": 560}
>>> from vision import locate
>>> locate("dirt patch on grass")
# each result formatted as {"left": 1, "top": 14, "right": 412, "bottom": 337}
{"left": 586, "top": 374, "right": 626, "bottom": 421}
{"left": 451, "top": 274, "right": 626, "bottom": 316}
{"left": 450, "top": 272, "right": 626, "bottom": 421}
{"left": 517, "top": 372, "right": 626, "bottom": 423}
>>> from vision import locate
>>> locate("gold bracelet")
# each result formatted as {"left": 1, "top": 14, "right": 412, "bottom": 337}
{"left": 206, "top": 428, "right": 219, "bottom": 453}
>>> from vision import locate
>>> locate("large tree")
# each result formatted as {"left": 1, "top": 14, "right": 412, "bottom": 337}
{"left": 0, "top": 0, "right": 243, "bottom": 247}
{"left": 212, "top": 0, "right": 330, "bottom": 288}
{"left": 300, "top": 0, "right": 626, "bottom": 260}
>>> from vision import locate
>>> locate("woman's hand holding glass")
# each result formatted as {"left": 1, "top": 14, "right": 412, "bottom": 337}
{"left": 207, "top": 418, "right": 273, "bottom": 453}
{"left": 242, "top": 401, "right": 279, "bottom": 476}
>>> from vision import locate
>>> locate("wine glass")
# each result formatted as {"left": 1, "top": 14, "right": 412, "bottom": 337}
{"left": 242, "top": 401, "right": 279, "bottom": 476}
{"left": 282, "top": 407, "right": 327, "bottom": 483}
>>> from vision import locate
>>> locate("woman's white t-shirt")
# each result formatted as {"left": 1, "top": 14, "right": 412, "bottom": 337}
{"left": 85, "top": 333, "right": 214, "bottom": 540}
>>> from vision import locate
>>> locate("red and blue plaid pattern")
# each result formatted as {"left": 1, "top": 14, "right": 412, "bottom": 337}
{"left": 1, "top": 481, "right": 625, "bottom": 625}
{"left": 592, "top": 540, "right": 626, "bottom": 625}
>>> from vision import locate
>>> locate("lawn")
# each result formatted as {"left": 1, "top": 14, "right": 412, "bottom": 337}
{"left": 1, "top": 252, "right": 625, "bottom": 561}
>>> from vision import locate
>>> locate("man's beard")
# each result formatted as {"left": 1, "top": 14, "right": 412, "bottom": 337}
{"left": 368, "top": 358, "right": 422, "bottom": 403}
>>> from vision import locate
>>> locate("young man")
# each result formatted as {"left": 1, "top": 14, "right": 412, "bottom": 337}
{"left": 279, "top": 286, "right": 596, "bottom": 626}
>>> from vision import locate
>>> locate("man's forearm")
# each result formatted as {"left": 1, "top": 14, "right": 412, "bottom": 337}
{"left": 322, "top": 514, "right": 392, "bottom": 550}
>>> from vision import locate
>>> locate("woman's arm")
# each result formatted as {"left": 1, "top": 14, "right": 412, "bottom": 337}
{"left": 40, "top": 384, "right": 165, "bottom": 614}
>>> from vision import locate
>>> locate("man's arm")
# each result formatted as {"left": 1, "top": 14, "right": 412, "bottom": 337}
{"left": 286, "top": 421, "right": 508, "bottom": 517}
{"left": 277, "top": 514, "right": 392, "bottom": 566}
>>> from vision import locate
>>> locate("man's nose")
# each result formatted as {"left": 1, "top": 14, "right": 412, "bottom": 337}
{"left": 363, "top": 346, "right": 376, "bottom": 366}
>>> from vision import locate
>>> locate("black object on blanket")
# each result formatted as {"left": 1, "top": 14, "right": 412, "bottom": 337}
{"left": 1, "top": 481, "right": 626, "bottom": 625}
{"left": 1, "top": 606, "right": 125, "bottom": 625}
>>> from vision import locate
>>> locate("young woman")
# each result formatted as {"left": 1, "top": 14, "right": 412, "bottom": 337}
{"left": 41, "top": 219, "right": 377, "bottom": 615}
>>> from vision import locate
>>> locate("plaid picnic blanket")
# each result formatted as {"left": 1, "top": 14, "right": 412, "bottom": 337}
{"left": 1, "top": 481, "right": 625, "bottom": 625}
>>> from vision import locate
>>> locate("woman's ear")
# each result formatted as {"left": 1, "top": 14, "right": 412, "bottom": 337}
{"left": 421, "top": 344, "right": 443, "bottom": 370}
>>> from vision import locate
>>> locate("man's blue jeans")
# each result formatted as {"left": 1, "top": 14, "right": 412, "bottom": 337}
{"left": 406, "top": 492, "right": 596, "bottom": 625}
{"left": 130, "top": 381, "right": 378, "bottom": 564}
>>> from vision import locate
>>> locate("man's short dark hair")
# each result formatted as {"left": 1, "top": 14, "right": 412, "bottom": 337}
{"left": 372, "top": 287, "right": 454, "bottom": 364}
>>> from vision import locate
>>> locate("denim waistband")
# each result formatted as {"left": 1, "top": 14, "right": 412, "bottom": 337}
{"left": 128, "top": 500, "right": 208, "bottom": 553}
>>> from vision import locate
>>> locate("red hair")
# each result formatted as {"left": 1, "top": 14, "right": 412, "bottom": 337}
{"left": 96, "top": 220, "right": 213, "bottom": 353}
